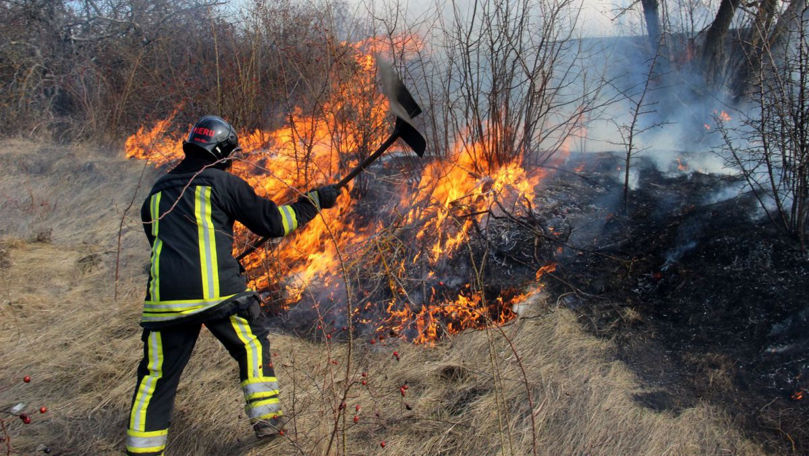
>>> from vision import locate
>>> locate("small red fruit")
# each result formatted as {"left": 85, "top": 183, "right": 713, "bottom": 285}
{"left": 370, "top": 339, "right": 376, "bottom": 344}
{"left": 279, "top": 429, "right": 285, "bottom": 436}
{"left": 355, "top": 404, "right": 360, "bottom": 412}
{"left": 23, "top": 376, "right": 31, "bottom": 383}
{"left": 361, "top": 380, "right": 367, "bottom": 386}
{"left": 353, "top": 415, "right": 359, "bottom": 423}
{"left": 326, "top": 334, "right": 332, "bottom": 340}
{"left": 380, "top": 441, "right": 386, "bottom": 448}
{"left": 20, "top": 414, "right": 30, "bottom": 424}
{"left": 361, "top": 372, "right": 368, "bottom": 377}
{"left": 39, "top": 406, "right": 47, "bottom": 414}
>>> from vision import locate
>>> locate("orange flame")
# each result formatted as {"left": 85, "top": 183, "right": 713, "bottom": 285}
{"left": 124, "top": 36, "right": 553, "bottom": 343}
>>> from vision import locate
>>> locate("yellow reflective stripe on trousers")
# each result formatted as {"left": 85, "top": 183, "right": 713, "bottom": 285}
{"left": 129, "top": 332, "right": 164, "bottom": 431}
{"left": 230, "top": 314, "right": 262, "bottom": 379}
{"left": 278, "top": 205, "right": 298, "bottom": 236}
{"left": 149, "top": 192, "right": 162, "bottom": 301}
{"left": 126, "top": 428, "right": 168, "bottom": 454}
{"left": 195, "top": 186, "right": 219, "bottom": 300}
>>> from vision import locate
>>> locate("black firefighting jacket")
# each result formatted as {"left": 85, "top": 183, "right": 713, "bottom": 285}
{"left": 139, "top": 156, "right": 321, "bottom": 328}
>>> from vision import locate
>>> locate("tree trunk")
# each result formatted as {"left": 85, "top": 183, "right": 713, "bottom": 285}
{"left": 732, "top": 0, "right": 779, "bottom": 98}
{"left": 701, "top": 0, "right": 742, "bottom": 86}
{"left": 769, "top": 0, "right": 808, "bottom": 55}
{"left": 640, "top": 0, "right": 661, "bottom": 51}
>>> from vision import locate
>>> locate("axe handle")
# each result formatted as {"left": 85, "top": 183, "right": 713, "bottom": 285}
{"left": 337, "top": 123, "right": 400, "bottom": 188}
{"left": 236, "top": 123, "right": 402, "bottom": 263}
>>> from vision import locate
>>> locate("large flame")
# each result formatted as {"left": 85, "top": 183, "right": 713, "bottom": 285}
{"left": 125, "top": 36, "right": 554, "bottom": 344}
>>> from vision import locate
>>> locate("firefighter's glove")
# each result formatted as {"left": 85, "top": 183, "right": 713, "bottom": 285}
{"left": 311, "top": 184, "right": 340, "bottom": 210}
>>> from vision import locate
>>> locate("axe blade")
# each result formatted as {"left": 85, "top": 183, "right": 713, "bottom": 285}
{"left": 378, "top": 59, "right": 422, "bottom": 122}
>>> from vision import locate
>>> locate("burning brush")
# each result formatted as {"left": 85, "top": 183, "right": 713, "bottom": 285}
{"left": 125, "top": 39, "right": 553, "bottom": 344}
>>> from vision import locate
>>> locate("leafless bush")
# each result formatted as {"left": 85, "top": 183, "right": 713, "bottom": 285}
{"left": 372, "top": 0, "right": 604, "bottom": 169}
{"left": 718, "top": 4, "right": 809, "bottom": 250}
{"left": 0, "top": 0, "right": 361, "bottom": 142}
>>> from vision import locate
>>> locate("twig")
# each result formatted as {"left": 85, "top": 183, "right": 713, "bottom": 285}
{"left": 114, "top": 159, "right": 151, "bottom": 302}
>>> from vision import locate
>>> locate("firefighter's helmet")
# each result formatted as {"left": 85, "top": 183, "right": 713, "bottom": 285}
{"left": 182, "top": 115, "right": 240, "bottom": 161}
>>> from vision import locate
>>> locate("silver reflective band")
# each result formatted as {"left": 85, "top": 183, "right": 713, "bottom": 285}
{"left": 244, "top": 381, "right": 280, "bottom": 398}
{"left": 126, "top": 433, "right": 168, "bottom": 450}
{"left": 247, "top": 400, "right": 282, "bottom": 419}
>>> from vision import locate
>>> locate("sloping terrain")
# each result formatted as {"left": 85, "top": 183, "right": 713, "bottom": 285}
{"left": 0, "top": 140, "right": 768, "bottom": 455}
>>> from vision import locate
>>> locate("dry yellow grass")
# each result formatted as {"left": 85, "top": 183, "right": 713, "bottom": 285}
{"left": 0, "top": 140, "right": 767, "bottom": 455}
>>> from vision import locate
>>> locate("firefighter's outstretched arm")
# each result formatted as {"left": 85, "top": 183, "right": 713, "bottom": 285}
{"left": 222, "top": 176, "right": 341, "bottom": 238}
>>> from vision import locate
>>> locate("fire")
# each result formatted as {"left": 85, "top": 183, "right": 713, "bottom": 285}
{"left": 676, "top": 157, "right": 688, "bottom": 171}
{"left": 124, "top": 36, "right": 553, "bottom": 344}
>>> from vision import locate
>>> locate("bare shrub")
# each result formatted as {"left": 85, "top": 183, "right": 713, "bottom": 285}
{"left": 718, "top": 5, "right": 809, "bottom": 250}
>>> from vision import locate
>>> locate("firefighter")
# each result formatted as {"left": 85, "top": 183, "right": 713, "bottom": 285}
{"left": 125, "top": 115, "right": 341, "bottom": 455}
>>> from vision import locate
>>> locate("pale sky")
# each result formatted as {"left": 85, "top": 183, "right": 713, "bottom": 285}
{"left": 342, "top": 0, "right": 634, "bottom": 37}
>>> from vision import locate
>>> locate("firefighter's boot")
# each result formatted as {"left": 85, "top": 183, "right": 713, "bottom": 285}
{"left": 253, "top": 415, "right": 288, "bottom": 439}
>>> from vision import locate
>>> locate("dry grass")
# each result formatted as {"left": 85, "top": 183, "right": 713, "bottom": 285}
{"left": 0, "top": 140, "right": 767, "bottom": 455}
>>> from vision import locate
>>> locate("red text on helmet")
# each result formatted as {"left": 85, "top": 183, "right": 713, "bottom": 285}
{"left": 192, "top": 126, "right": 215, "bottom": 139}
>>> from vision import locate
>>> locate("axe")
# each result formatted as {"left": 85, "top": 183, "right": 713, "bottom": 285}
{"left": 236, "top": 59, "right": 425, "bottom": 263}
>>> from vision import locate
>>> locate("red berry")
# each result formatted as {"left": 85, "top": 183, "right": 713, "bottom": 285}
{"left": 326, "top": 334, "right": 332, "bottom": 340}
{"left": 353, "top": 415, "right": 359, "bottom": 423}
{"left": 393, "top": 351, "right": 399, "bottom": 357}
{"left": 355, "top": 404, "right": 360, "bottom": 412}
{"left": 361, "top": 380, "right": 367, "bottom": 386}
{"left": 361, "top": 372, "right": 368, "bottom": 377}
{"left": 370, "top": 339, "right": 376, "bottom": 345}
{"left": 279, "top": 429, "right": 285, "bottom": 436}
{"left": 23, "top": 376, "right": 31, "bottom": 383}
{"left": 380, "top": 441, "right": 386, "bottom": 448}
{"left": 39, "top": 407, "right": 47, "bottom": 414}
{"left": 20, "top": 414, "right": 30, "bottom": 424}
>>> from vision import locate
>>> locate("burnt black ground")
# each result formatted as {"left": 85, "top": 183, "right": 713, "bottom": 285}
{"left": 261, "top": 150, "right": 809, "bottom": 453}
{"left": 545, "top": 154, "right": 809, "bottom": 454}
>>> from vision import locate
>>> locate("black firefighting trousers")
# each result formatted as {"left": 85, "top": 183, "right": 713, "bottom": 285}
{"left": 125, "top": 297, "right": 280, "bottom": 456}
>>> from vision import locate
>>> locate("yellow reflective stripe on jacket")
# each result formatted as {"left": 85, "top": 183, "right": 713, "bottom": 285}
{"left": 149, "top": 192, "right": 162, "bottom": 302}
{"left": 129, "top": 332, "right": 164, "bottom": 431}
{"left": 306, "top": 190, "right": 321, "bottom": 211}
{"left": 195, "top": 186, "right": 219, "bottom": 300}
{"left": 126, "top": 429, "right": 168, "bottom": 454}
{"left": 278, "top": 205, "right": 298, "bottom": 236}
{"left": 140, "top": 294, "right": 239, "bottom": 323}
